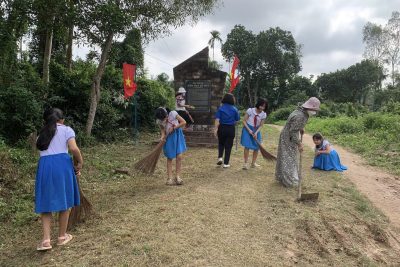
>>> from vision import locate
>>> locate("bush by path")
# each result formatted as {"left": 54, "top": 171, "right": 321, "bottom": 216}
{"left": 306, "top": 113, "right": 400, "bottom": 175}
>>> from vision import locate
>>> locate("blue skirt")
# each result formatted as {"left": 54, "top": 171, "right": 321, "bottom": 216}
{"left": 312, "top": 150, "right": 348, "bottom": 172}
{"left": 240, "top": 125, "right": 261, "bottom": 151}
{"left": 35, "top": 153, "right": 80, "bottom": 213}
{"left": 163, "top": 128, "right": 187, "bottom": 159}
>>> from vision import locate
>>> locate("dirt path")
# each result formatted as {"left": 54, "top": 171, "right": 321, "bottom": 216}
{"left": 272, "top": 124, "right": 400, "bottom": 228}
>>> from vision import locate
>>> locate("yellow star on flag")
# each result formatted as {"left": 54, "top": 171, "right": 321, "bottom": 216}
{"left": 125, "top": 77, "right": 132, "bottom": 87}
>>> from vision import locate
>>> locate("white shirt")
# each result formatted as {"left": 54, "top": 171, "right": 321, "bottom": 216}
{"left": 175, "top": 95, "right": 186, "bottom": 111}
{"left": 246, "top": 108, "right": 267, "bottom": 127}
{"left": 157, "top": 111, "right": 179, "bottom": 133}
{"left": 39, "top": 124, "right": 75, "bottom": 157}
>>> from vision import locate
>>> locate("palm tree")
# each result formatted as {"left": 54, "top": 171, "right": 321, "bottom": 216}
{"left": 208, "top": 30, "right": 222, "bottom": 61}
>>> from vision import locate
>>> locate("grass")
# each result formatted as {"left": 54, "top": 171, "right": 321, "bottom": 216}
{"left": 306, "top": 114, "right": 400, "bottom": 176}
{"left": 1, "top": 127, "right": 400, "bottom": 266}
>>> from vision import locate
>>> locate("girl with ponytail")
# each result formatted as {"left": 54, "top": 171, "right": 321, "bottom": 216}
{"left": 35, "top": 108, "right": 83, "bottom": 251}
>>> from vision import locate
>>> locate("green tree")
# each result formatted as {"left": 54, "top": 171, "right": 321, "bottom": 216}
{"left": 31, "top": 0, "right": 69, "bottom": 84}
{"left": 0, "top": 0, "right": 32, "bottom": 86}
{"left": 77, "top": 0, "right": 221, "bottom": 135}
{"left": 363, "top": 11, "right": 400, "bottom": 86}
{"left": 222, "top": 25, "right": 257, "bottom": 106}
{"left": 208, "top": 30, "right": 222, "bottom": 61}
{"left": 109, "top": 28, "right": 144, "bottom": 69}
{"left": 222, "top": 25, "right": 301, "bottom": 107}
{"left": 315, "top": 60, "right": 384, "bottom": 104}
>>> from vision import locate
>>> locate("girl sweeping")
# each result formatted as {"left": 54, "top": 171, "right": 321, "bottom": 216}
{"left": 312, "top": 133, "right": 347, "bottom": 171}
{"left": 35, "top": 108, "right": 83, "bottom": 251}
{"left": 155, "top": 107, "right": 187, "bottom": 185}
{"left": 241, "top": 99, "right": 268, "bottom": 170}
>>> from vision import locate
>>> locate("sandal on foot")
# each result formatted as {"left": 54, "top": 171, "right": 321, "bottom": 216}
{"left": 37, "top": 239, "right": 52, "bottom": 251}
{"left": 57, "top": 233, "right": 73, "bottom": 246}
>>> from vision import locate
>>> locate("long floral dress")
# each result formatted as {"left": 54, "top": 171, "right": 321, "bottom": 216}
{"left": 275, "top": 107, "right": 309, "bottom": 187}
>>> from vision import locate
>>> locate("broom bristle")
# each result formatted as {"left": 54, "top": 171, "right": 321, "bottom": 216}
{"left": 68, "top": 163, "right": 93, "bottom": 230}
{"left": 255, "top": 139, "right": 277, "bottom": 161}
{"left": 68, "top": 188, "right": 93, "bottom": 229}
{"left": 134, "top": 141, "right": 165, "bottom": 174}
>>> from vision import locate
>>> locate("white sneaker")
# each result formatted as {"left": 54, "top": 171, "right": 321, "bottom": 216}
{"left": 242, "top": 163, "right": 249, "bottom": 170}
{"left": 251, "top": 163, "right": 260, "bottom": 168}
{"left": 217, "top": 158, "right": 223, "bottom": 165}
{"left": 176, "top": 177, "right": 183, "bottom": 185}
{"left": 166, "top": 178, "right": 176, "bottom": 186}
{"left": 223, "top": 164, "right": 230, "bottom": 168}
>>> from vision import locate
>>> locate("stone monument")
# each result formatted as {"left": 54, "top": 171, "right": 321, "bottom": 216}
{"left": 173, "top": 47, "right": 227, "bottom": 146}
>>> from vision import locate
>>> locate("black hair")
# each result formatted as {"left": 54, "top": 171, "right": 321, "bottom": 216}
{"left": 312, "top": 133, "right": 324, "bottom": 149}
{"left": 221, "top": 93, "right": 235, "bottom": 105}
{"left": 175, "top": 92, "right": 183, "bottom": 97}
{"left": 255, "top": 98, "right": 268, "bottom": 110}
{"left": 36, "top": 108, "right": 64, "bottom": 151}
{"left": 155, "top": 107, "right": 169, "bottom": 120}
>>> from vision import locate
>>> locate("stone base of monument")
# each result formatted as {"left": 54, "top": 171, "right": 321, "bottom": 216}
{"left": 184, "top": 124, "right": 218, "bottom": 147}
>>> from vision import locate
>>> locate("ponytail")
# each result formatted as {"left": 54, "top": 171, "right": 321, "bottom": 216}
{"left": 36, "top": 108, "right": 64, "bottom": 151}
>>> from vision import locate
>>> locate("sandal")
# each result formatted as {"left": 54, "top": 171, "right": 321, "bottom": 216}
{"left": 57, "top": 233, "right": 73, "bottom": 246}
{"left": 37, "top": 239, "right": 52, "bottom": 251}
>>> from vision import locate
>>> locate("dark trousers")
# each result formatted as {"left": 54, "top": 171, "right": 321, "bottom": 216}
{"left": 217, "top": 124, "right": 235, "bottom": 165}
{"left": 177, "top": 110, "right": 194, "bottom": 125}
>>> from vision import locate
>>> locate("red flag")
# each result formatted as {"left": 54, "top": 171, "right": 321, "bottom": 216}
{"left": 229, "top": 55, "right": 240, "bottom": 93}
{"left": 123, "top": 63, "right": 137, "bottom": 99}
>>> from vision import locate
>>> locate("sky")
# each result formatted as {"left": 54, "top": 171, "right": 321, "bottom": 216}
{"left": 71, "top": 0, "right": 399, "bottom": 80}
{"left": 139, "top": 0, "right": 399, "bottom": 80}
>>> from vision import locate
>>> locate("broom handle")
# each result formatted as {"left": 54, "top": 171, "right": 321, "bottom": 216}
{"left": 298, "top": 134, "right": 303, "bottom": 199}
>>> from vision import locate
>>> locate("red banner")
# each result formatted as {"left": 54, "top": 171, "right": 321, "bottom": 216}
{"left": 123, "top": 63, "right": 137, "bottom": 99}
{"left": 229, "top": 55, "right": 240, "bottom": 93}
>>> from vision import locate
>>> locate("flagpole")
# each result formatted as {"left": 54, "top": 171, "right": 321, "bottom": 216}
{"left": 235, "top": 81, "right": 239, "bottom": 151}
{"left": 133, "top": 94, "right": 138, "bottom": 143}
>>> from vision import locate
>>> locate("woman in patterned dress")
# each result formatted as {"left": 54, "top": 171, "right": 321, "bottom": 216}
{"left": 275, "top": 97, "right": 320, "bottom": 187}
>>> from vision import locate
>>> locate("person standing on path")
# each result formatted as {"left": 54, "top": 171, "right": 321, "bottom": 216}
{"left": 175, "top": 87, "right": 195, "bottom": 131}
{"left": 213, "top": 93, "right": 240, "bottom": 168}
{"left": 275, "top": 97, "right": 320, "bottom": 187}
{"left": 241, "top": 99, "right": 268, "bottom": 170}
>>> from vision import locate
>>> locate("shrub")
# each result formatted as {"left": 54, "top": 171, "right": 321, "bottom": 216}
{"left": 307, "top": 116, "right": 365, "bottom": 135}
{"left": 0, "top": 84, "right": 42, "bottom": 143}
{"left": 135, "top": 78, "right": 175, "bottom": 130}
{"left": 380, "top": 101, "right": 400, "bottom": 115}
{"left": 267, "top": 105, "right": 297, "bottom": 123}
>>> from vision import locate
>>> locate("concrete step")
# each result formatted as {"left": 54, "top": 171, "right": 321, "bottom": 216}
{"left": 185, "top": 137, "right": 218, "bottom": 143}
{"left": 183, "top": 131, "right": 214, "bottom": 137}
{"left": 186, "top": 142, "right": 217, "bottom": 147}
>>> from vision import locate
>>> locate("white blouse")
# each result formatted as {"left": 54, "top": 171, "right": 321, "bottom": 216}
{"left": 246, "top": 108, "right": 266, "bottom": 127}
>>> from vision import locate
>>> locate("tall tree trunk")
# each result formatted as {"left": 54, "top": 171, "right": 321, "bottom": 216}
{"left": 19, "top": 36, "right": 23, "bottom": 62}
{"left": 254, "top": 78, "right": 259, "bottom": 105}
{"left": 66, "top": 24, "right": 73, "bottom": 70}
{"left": 66, "top": 0, "right": 74, "bottom": 70}
{"left": 246, "top": 77, "right": 253, "bottom": 107}
{"left": 42, "top": 14, "right": 55, "bottom": 84}
{"left": 85, "top": 32, "right": 114, "bottom": 135}
{"left": 392, "top": 60, "right": 395, "bottom": 87}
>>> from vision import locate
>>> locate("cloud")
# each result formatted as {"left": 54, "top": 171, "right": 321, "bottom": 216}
{"left": 74, "top": 0, "right": 400, "bottom": 80}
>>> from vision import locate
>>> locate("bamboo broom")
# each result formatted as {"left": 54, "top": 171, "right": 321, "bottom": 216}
{"left": 134, "top": 140, "right": 166, "bottom": 174}
{"left": 254, "top": 138, "right": 277, "bottom": 161}
{"left": 68, "top": 161, "right": 93, "bottom": 229}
